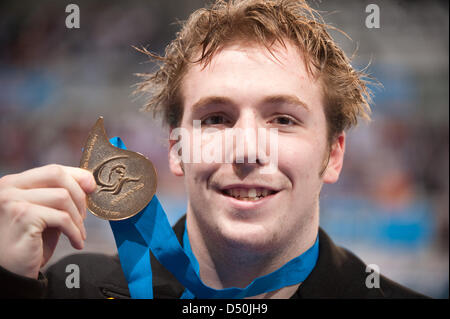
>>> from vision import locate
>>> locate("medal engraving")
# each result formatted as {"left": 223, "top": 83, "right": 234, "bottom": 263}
{"left": 80, "top": 117, "right": 157, "bottom": 220}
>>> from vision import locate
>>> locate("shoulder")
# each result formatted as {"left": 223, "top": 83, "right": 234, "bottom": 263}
{"left": 45, "top": 252, "right": 129, "bottom": 298}
{"left": 297, "top": 228, "right": 429, "bottom": 299}
{"left": 41, "top": 216, "right": 188, "bottom": 299}
{"left": 378, "top": 272, "right": 428, "bottom": 298}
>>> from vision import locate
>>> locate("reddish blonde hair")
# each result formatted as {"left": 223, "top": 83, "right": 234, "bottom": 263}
{"left": 135, "top": 0, "right": 374, "bottom": 143}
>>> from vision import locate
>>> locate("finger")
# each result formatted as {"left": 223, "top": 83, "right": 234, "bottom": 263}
{"left": 30, "top": 203, "right": 84, "bottom": 250}
{"left": 14, "top": 188, "right": 87, "bottom": 240}
{"left": 11, "top": 165, "right": 89, "bottom": 221}
{"left": 61, "top": 167, "right": 97, "bottom": 220}
{"left": 61, "top": 167, "right": 96, "bottom": 220}
{"left": 9, "top": 165, "right": 96, "bottom": 194}
{"left": 61, "top": 166, "right": 97, "bottom": 194}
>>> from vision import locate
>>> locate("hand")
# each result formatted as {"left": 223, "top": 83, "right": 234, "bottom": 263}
{"left": 0, "top": 164, "right": 96, "bottom": 279}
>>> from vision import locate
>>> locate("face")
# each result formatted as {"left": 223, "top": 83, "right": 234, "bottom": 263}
{"left": 169, "top": 40, "right": 345, "bottom": 255}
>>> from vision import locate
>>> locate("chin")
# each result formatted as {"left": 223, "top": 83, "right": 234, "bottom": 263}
{"left": 217, "top": 217, "right": 281, "bottom": 253}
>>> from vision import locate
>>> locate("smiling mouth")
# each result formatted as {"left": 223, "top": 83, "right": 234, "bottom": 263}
{"left": 220, "top": 187, "right": 278, "bottom": 201}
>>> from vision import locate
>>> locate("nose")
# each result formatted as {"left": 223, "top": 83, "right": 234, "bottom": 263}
{"left": 226, "top": 110, "right": 264, "bottom": 177}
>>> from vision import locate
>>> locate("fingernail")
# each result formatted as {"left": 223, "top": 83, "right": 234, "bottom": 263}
{"left": 88, "top": 176, "right": 97, "bottom": 193}
{"left": 82, "top": 174, "right": 96, "bottom": 193}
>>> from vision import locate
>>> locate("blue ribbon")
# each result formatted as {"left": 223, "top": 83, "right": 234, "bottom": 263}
{"left": 108, "top": 137, "right": 319, "bottom": 299}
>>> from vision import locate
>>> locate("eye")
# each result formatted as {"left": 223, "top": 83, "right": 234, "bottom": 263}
{"left": 270, "top": 115, "right": 298, "bottom": 126}
{"left": 201, "top": 114, "right": 229, "bottom": 126}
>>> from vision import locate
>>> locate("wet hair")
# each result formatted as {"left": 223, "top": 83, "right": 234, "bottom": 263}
{"left": 134, "top": 0, "right": 374, "bottom": 144}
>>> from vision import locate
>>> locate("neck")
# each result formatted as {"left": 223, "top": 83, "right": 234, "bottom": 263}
{"left": 185, "top": 212, "right": 318, "bottom": 299}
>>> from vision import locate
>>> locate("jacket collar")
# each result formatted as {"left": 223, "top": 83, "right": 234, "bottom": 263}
{"left": 297, "top": 228, "right": 385, "bottom": 298}
{"left": 117, "top": 215, "right": 386, "bottom": 299}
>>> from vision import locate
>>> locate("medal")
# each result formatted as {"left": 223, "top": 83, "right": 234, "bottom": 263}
{"left": 80, "top": 117, "right": 157, "bottom": 220}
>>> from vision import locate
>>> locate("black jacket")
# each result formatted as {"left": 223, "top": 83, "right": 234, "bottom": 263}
{"left": 0, "top": 215, "right": 427, "bottom": 299}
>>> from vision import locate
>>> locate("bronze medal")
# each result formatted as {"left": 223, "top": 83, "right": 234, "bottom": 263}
{"left": 80, "top": 117, "right": 157, "bottom": 220}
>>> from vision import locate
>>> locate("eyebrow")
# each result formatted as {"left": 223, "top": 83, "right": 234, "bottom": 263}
{"left": 191, "top": 96, "right": 235, "bottom": 113}
{"left": 262, "top": 94, "right": 310, "bottom": 112}
{"left": 190, "top": 94, "right": 310, "bottom": 113}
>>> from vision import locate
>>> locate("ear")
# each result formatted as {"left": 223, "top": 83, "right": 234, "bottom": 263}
{"left": 322, "top": 132, "right": 346, "bottom": 184}
{"left": 168, "top": 128, "right": 185, "bottom": 177}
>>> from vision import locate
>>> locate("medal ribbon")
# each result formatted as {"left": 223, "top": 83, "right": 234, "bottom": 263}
{"left": 108, "top": 137, "right": 319, "bottom": 299}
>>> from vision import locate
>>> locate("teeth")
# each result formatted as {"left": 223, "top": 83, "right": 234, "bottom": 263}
{"left": 224, "top": 187, "right": 274, "bottom": 201}
{"left": 230, "top": 189, "right": 238, "bottom": 198}
{"left": 248, "top": 188, "right": 257, "bottom": 198}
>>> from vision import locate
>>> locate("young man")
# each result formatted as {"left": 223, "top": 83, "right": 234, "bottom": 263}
{"left": 0, "top": 0, "right": 426, "bottom": 298}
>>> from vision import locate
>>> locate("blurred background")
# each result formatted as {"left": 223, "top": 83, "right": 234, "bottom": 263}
{"left": 0, "top": 0, "right": 448, "bottom": 298}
